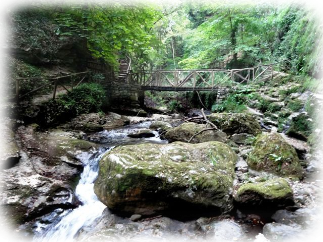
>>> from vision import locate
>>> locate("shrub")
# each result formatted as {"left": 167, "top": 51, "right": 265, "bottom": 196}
{"left": 39, "top": 83, "right": 106, "bottom": 126}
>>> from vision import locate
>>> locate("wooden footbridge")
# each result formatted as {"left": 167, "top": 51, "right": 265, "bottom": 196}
{"left": 126, "top": 64, "right": 275, "bottom": 91}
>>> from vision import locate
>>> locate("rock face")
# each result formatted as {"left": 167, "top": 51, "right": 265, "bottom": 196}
{"left": 164, "top": 122, "right": 227, "bottom": 143}
{"left": 60, "top": 112, "right": 130, "bottom": 132}
{"left": 235, "top": 178, "right": 294, "bottom": 209}
{"left": 0, "top": 125, "right": 98, "bottom": 225}
{"left": 247, "top": 132, "right": 303, "bottom": 179}
{"left": 208, "top": 113, "right": 262, "bottom": 135}
{"left": 94, "top": 141, "right": 237, "bottom": 219}
{"left": 0, "top": 124, "right": 20, "bottom": 170}
{"left": 263, "top": 207, "right": 323, "bottom": 242}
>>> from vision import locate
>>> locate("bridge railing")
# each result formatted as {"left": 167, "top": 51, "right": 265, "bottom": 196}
{"left": 127, "top": 63, "right": 275, "bottom": 91}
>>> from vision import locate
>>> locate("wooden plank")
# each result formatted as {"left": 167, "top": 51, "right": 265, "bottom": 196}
{"left": 254, "top": 66, "right": 269, "bottom": 81}
{"left": 53, "top": 80, "right": 58, "bottom": 100}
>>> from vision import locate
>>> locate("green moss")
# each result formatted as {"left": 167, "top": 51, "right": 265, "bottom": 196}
{"left": 237, "top": 178, "right": 293, "bottom": 199}
{"left": 208, "top": 113, "right": 261, "bottom": 135}
{"left": 247, "top": 132, "right": 303, "bottom": 179}
{"left": 94, "top": 141, "right": 238, "bottom": 215}
{"left": 286, "top": 99, "right": 304, "bottom": 112}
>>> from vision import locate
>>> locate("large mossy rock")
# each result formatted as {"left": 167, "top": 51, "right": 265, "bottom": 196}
{"left": 247, "top": 132, "right": 303, "bottom": 179}
{"left": 164, "top": 122, "right": 227, "bottom": 143}
{"left": 235, "top": 178, "right": 294, "bottom": 209}
{"left": 60, "top": 112, "right": 130, "bottom": 132}
{"left": 208, "top": 113, "right": 261, "bottom": 135}
{"left": 0, "top": 124, "right": 20, "bottom": 170}
{"left": 286, "top": 113, "right": 313, "bottom": 141}
{"left": 94, "top": 141, "right": 237, "bottom": 219}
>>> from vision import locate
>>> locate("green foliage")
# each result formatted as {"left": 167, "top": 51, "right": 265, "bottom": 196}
{"left": 211, "top": 93, "right": 247, "bottom": 113}
{"left": 40, "top": 83, "right": 105, "bottom": 126}
{"left": 168, "top": 100, "right": 183, "bottom": 112}
{"left": 54, "top": 5, "right": 162, "bottom": 70}
{"left": 286, "top": 99, "right": 303, "bottom": 112}
{"left": 274, "top": 7, "right": 322, "bottom": 76}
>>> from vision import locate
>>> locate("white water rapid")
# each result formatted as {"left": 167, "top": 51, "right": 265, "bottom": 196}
{"left": 37, "top": 148, "right": 110, "bottom": 242}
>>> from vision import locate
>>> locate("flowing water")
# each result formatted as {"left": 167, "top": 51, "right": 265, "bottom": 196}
{"left": 34, "top": 122, "right": 167, "bottom": 242}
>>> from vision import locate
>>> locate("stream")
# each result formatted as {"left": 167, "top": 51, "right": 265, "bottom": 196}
{"left": 34, "top": 122, "right": 167, "bottom": 242}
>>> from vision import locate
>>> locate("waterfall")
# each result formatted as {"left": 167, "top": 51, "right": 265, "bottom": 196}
{"left": 35, "top": 148, "right": 110, "bottom": 242}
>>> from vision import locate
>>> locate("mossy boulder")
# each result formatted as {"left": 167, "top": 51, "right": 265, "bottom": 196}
{"left": 149, "top": 121, "right": 172, "bottom": 134}
{"left": 60, "top": 112, "right": 130, "bottom": 132}
{"left": 164, "top": 122, "right": 227, "bottom": 143}
{"left": 94, "top": 141, "right": 237, "bottom": 219}
{"left": 208, "top": 113, "right": 261, "bottom": 135}
{"left": 247, "top": 132, "right": 303, "bottom": 179}
{"left": 0, "top": 124, "right": 20, "bottom": 170}
{"left": 235, "top": 178, "right": 294, "bottom": 209}
{"left": 286, "top": 113, "right": 313, "bottom": 141}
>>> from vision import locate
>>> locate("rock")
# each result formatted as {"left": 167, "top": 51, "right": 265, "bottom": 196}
{"left": 230, "top": 133, "right": 254, "bottom": 145}
{"left": 16, "top": 125, "right": 98, "bottom": 181}
{"left": 196, "top": 219, "right": 245, "bottom": 240}
{"left": 235, "top": 178, "right": 294, "bottom": 209}
{"left": 77, "top": 211, "right": 196, "bottom": 241}
{"left": 94, "top": 141, "right": 237, "bottom": 219}
{"left": 165, "top": 122, "right": 227, "bottom": 143}
{"left": 149, "top": 121, "right": 172, "bottom": 134}
{"left": 247, "top": 132, "right": 303, "bottom": 179}
{"left": 254, "top": 233, "right": 270, "bottom": 242}
{"left": 60, "top": 112, "right": 130, "bottom": 132}
{"left": 130, "top": 214, "right": 142, "bottom": 222}
{"left": 235, "top": 158, "right": 248, "bottom": 173}
{"left": 286, "top": 112, "right": 313, "bottom": 141}
{"left": 0, "top": 204, "right": 28, "bottom": 242}
{"left": 263, "top": 207, "right": 323, "bottom": 242}
{"left": 128, "top": 129, "right": 155, "bottom": 138}
{"left": 281, "top": 133, "right": 310, "bottom": 158}
{"left": 208, "top": 113, "right": 261, "bottom": 135}
{"left": 0, "top": 124, "right": 102, "bottom": 229}
{"left": 0, "top": 124, "right": 20, "bottom": 170}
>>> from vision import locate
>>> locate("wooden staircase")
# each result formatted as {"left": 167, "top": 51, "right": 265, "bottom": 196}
{"left": 118, "top": 59, "right": 131, "bottom": 82}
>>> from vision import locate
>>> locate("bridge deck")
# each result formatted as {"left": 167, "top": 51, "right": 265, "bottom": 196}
{"left": 141, "top": 86, "right": 228, "bottom": 91}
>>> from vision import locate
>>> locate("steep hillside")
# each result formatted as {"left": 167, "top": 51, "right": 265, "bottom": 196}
{"left": 278, "top": 0, "right": 323, "bottom": 78}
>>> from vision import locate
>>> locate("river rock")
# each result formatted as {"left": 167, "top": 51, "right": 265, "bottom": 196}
{"left": 263, "top": 207, "right": 323, "bottom": 242}
{"left": 286, "top": 112, "right": 313, "bottom": 141}
{"left": 77, "top": 209, "right": 197, "bottom": 241}
{"left": 60, "top": 112, "right": 130, "bottom": 132}
{"left": 164, "top": 122, "right": 227, "bottom": 143}
{"left": 230, "top": 133, "right": 254, "bottom": 145}
{"left": 196, "top": 218, "right": 246, "bottom": 240}
{"left": 0, "top": 125, "right": 101, "bottom": 228}
{"left": 128, "top": 129, "right": 155, "bottom": 138}
{"left": 94, "top": 141, "right": 237, "bottom": 219}
{"left": 247, "top": 132, "right": 303, "bottom": 179}
{"left": 235, "top": 178, "right": 294, "bottom": 209}
{"left": 208, "top": 113, "right": 261, "bottom": 135}
{"left": 149, "top": 121, "right": 172, "bottom": 134}
{"left": 0, "top": 124, "right": 20, "bottom": 170}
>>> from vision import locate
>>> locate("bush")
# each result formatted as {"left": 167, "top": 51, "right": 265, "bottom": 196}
{"left": 39, "top": 83, "right": 106, "bottom": 126}
{"left": 211, "top": 93, "right": 247, "bottom": 113}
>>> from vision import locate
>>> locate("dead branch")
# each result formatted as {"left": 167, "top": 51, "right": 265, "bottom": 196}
{"left": 188, "top": 127, "right": 215, "bottom": 143}
{"left": 201, "top": 108, "right": 218, "bottom": 130}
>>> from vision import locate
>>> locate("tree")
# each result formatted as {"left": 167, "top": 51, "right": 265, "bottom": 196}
{"left": 182, "top": 0, "right": 278, "bottom": 67}
{"left": 54, "top": 4, "right": 162, "bottom": 70}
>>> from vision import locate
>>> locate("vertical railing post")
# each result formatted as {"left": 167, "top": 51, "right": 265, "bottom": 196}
{"left": 53, "top": 79, "right": 58, "bottom": 100}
